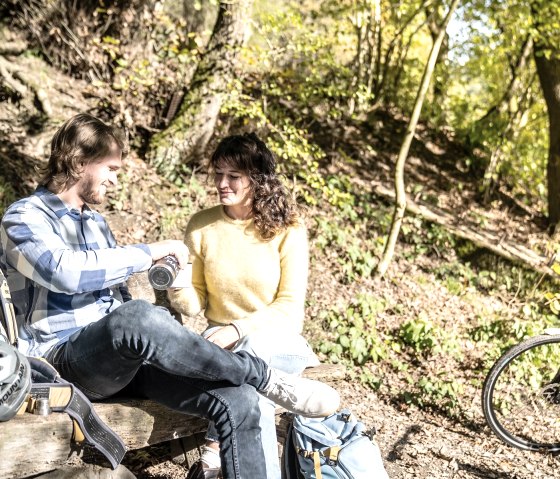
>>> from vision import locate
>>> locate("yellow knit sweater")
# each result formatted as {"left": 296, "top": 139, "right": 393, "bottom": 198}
{"left": 168, "top": 205, "right": 309, "bottom": 336}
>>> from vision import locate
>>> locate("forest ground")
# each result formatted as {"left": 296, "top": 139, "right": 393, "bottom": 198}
{"left": 1, "top": 55, "right": 560, "bottom": 479}
{"left": 125, "top": 249, "right": 560, "bottom": 479}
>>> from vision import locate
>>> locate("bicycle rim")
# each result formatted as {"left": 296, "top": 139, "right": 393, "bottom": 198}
{"left": 482, "top": 334, "right": 560, "bottom": 452}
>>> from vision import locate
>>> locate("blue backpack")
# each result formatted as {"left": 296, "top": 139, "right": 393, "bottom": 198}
{"left": 284, "top": 409, "right": 390, "bottom": 479}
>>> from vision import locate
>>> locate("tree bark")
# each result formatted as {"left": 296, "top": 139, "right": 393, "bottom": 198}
{"left": 147, "top": 0, "right": 253, "bottom": 182}
{"left": 426, "top": 1, "right": 450, "bottom": 113}
{"left": 375, "top": 0, "right": 460, "bottom": 278}
{"left": 534, "top": 52, "right": 560, "bottom": 229}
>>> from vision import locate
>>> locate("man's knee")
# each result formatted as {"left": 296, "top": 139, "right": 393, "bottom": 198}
{"left": 105, "top": 299, "right": 176, "bottom": 335}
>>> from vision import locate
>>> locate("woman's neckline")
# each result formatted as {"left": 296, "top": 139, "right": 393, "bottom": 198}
{"left": 220, "top": 205, "right": 253, "bottom": 223}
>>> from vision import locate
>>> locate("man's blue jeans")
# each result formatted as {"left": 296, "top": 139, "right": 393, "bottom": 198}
{"left": 45, "top": 300, "right": 269, "bottom": 479}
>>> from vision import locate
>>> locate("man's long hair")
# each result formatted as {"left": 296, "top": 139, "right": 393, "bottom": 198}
{"left": 210, "top": 133, "right": 300, "bottom": 240}
{"left": 39, "top": 113, "right": 128, "bottom": 192}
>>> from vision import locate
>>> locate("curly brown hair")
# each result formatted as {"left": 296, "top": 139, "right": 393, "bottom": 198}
{"left": 39, "top": 113, "right": 128, "bottom": 193}
{"left": 210, "top": 133, "right": 300, "bottom": 240}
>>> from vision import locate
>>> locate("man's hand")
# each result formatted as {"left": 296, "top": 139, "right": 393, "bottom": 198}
{"left": 148, "top": 240, "right": 190, "bottom": 268}
{"left": 205, "top": 325, "right": 240, "bottom": 350}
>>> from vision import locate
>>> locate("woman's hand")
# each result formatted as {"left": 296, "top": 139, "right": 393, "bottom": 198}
{"left": 205, "top": 325, "right": 240, "bottom": 350}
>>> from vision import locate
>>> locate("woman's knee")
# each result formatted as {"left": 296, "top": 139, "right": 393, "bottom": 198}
{"left": 234, "top": 331, "right": 311, "bottom": 365}
{"left": 234, "top": 331, "right": 274, "bottom": 357}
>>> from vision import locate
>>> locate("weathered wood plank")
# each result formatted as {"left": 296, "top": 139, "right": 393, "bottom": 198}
{"left": 96, "top": 399, "right": 209, "bottom": 449}
{"left": 301, "top": 363, "right": 346, "bottom": 382}
{"left": 0, "top": 363, "right": 345, "bottom": 479}
{"left": 0, "top": 400, "right": 208, "bottom": 479}
{"left": 0, "top": 412, "right": 74, "bottom": 478}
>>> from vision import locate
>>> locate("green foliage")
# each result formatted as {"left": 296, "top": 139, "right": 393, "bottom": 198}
{"left": 159, "top": 176, "right": 208, "bottom": 239}
{"left": 401, "top": 218, "right": 457, "bottom": 259}
{"left": 398, "top": 317, "right": 438, "bottom": 354}
{"left": 449, "top": 0, "right": 550, "bottom": 207}
{"left": 313, "top": 204, "right": 389, "bottom": 283}
{"left": 407, "top": 375, "right": 465, "bottom": 413}
{"left": 250, "top": 1, "right": 356, "bottom": 117}
{"left": 92, "top": 5, "right": 201, "bottom": 127}
{"left": 250, "top": 0, "right": 441, "bottom": 119}
{"left": 469, "top": 297, "right": 559, "bottom": 372}
{"left": 529, "top": 0, "right": 560, "bottom": 57}
{"left": 317, "top": 294, "right": 388, "bottom": 365}
{"left": 397, "top": 314, "right": 461, "bottom": 357}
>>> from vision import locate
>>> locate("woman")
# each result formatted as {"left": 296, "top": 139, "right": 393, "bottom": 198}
{"left": 169, "top": 133, "right": 319, "bottom": 479}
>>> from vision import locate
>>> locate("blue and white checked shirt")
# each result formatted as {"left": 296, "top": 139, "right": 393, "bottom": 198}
{"left": 0, "top": 187, "right": 152, "bottom": 357}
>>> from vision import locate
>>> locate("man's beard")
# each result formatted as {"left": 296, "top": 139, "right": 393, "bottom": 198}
{"left": 79, "top": 174, "right": 105, "bottom": 205}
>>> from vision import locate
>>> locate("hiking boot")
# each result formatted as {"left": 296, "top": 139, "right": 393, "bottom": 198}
{"left": 186, "top": 460, "right": 222, "bottom": 479}
{"left": 260, "top": 368, "right": 340, "bottom": 418}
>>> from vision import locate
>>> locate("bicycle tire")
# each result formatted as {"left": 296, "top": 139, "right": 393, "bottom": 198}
{"left": 482, "top": 333, "right": 560, "bottom": 452}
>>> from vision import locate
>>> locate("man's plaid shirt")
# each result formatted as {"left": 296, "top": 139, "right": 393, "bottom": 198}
{"left": 0, "top": 187, "right": 152, "bottom": 357}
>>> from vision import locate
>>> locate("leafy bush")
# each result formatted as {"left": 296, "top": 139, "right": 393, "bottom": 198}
{"left": 317, "top": 294, "right": 388, "bottom": 365}
{"left": 397, "top": 314, "right": 461, "bottom": 358}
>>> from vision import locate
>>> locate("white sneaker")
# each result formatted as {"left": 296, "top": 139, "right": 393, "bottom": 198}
{"left": 260, "top": 368, "right": 340, "bottom": 418}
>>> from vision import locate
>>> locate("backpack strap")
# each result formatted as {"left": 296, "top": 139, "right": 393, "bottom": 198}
{"left": 312, "top": 451, "right": 323, "bottom": 479}
{"left": 27, "top": 381, "right": 127, "bottom": 469}
{"left": 25, "top": 357, "right": 127, "bottom": 469}
{"left": 324, "top": 445, "right": 341, "bottom": 462}
{"left": 295, "top": 446, "right": 340, "bottom": 479}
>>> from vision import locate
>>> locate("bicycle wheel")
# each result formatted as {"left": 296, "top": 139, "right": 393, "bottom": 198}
{"left": 482, "top": 332, "right": 560, "bottom": 452}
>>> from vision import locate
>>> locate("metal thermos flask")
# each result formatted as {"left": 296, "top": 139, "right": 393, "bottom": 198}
{"left": 148, "top": 255, "right": 180, "bottom": 290}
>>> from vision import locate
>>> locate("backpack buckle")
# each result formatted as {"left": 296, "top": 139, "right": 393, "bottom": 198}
{"left": 339, "top": 411, "right": 352, "bottom": 422}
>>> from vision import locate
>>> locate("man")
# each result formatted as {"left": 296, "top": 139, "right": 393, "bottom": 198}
{"left": 0, "top": 113, "right": 339, "bottom": 478}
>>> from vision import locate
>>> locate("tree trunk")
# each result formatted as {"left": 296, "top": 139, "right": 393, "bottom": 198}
{"left": 375, "top": 0, "right": 460, "bottom": 278}
{"left": 534, "top": 52, "right": 560, "bottom": 229}
{"left": 147, "top": 0, "right": 253, "bottom": 182}
{"left": 426, "top": 2, "right": 450, "bottom": 114}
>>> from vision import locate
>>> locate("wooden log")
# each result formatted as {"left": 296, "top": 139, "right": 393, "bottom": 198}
{"left": 0, "top": 363, "right": 345, "bottom": 479}
{"left": 0, "top": 412, "right": 74, "bottom": 478}
{"left": 371, "top": 182, "right": 556, "bottom": 277}
{"left": 96, "top": 399, "right": 209, "bottom": 449}
{"left": 0, "top": 400, "right": 208, "bottom": 479}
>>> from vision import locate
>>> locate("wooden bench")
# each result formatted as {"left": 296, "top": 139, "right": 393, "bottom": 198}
{"left": 0, "top": 363, "right": 346, "bottom": 478}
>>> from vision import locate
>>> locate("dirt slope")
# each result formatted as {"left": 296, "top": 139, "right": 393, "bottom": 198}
{"left": 1, "top": 48, "right": 559, "bottom": 479}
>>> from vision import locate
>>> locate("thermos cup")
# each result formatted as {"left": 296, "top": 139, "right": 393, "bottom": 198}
{"left": 148, "top": 255, "right": 180, "bottom": 290}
